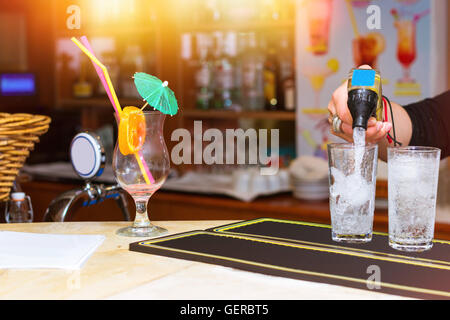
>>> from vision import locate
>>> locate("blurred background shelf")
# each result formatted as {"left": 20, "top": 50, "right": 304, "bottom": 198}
{"left": 58, "top": 101, "right": 296, "bottom": 121}
{"left": 56, "top": 27, "right": 156, "bottom": 38}
{"left": 182, "top": 109, "right": 296, "bottom": 121}
{"left": 181, "top": 20, "right": 295, "bottom": 32}
{"left": 58, "top": 98, "right": 145, "bottom": 109}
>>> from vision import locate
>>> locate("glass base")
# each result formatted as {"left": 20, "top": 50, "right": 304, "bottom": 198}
{"left": 332, "top": 232, "right": 372, "bottom": 243}
{"left": 398, "top": 78, "right": 416, "bottom": 84}
{"left": 116, "top": 224, "right": 168, "bottom": 238}
{"left": 389, "top": 239, "right": 433, "bottom": 252}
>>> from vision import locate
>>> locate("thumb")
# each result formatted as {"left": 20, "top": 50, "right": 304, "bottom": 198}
{"left": 357, "top": 64, "right": 373, "bottom": 70}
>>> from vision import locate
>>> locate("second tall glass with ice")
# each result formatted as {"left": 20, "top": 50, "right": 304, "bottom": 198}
{"left": 388, "top": 147, "right": 441, "bottom": 252}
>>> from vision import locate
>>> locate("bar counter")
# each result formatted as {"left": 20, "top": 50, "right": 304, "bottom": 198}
{"left": 0, "top": 220, "right": 411, "bottom": 300}
{"left": 20, "top": 180, "right": 450, "bottom": 241}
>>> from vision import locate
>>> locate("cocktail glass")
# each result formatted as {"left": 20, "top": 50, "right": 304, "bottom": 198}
{"left": 306, "top": 0, "right": 333, "bottom": 56}
{"left": 395, "top": 19, "right": 416, "bottom": 83}
{"left": 309, "top": 74, "right": 326, "bottom": 109}
{"left": 388, "top": 147, "right": 441, "bottom": 252}
{"left": 113, "top": 111, "right": 170, "bottom": 237}
{"left": 352, "top": 33, "right": 385, "bottom": 68}
{"left": 304, "top": 59, "right": 339, "bottom": 109}
{"left": 328, "top": 143, "right": 378, "bottom": 243}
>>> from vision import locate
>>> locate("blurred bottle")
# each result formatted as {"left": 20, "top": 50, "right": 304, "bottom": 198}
{"left": 98, "top": 51, "right": 119, "bottom": 97}
{"left": 278, "top": 0, "right": 294, "bottom": 21}
{"left": 73, "top": 55, "right": 93, "bottom": 98}
{"left": 211, "top": 32, "right": 236, "bottom": 110}
{"left": 181, "top": 33, "right": 193, "bottom": 61}
{"left": 259, "top": 0, "right": 281, "bottom": 21}
{"left": 206, "top": 0, "right": 221, "bottom": 23}
{"left": 225, "top": 0, "right": 258, "bottom": 23}
{"left": 234, "top": 33, "right": 246, "bottom": 108}
{"left": 221, "top": 32, "right": 238, "bottom": 110}
{"left": 195, "top": 33, "right": 213, "bottom": 110}
{"left": 211, "top": 32, "right": 224, "bottom": 109}
{"left": 191, "top": 0, "right": 203, "bottom": 25}
{"left": 278, "top": 34, "right": 296, "bottom": 111}
{"left": 121, "top": 45, "right": 144, "bottom": 98}
{"left": 263, "top": 38, "right": 281, "bottom": 111}
{"left": 240, "top": 33, "right": 264, "bottom": 111}
{"left": 5, "top": 192, "right": 33, "bottom": 223}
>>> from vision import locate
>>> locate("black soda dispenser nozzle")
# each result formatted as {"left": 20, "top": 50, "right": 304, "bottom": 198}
{"left": 346, "top": 68, "right": 382, "bottom": 130}
{"left": 347, "top": 88, "right": 379, "bottom": 130}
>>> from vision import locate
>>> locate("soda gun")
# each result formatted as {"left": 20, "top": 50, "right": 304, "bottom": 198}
{"left": 347, "top": 68, "right": 383, "bottom": 130}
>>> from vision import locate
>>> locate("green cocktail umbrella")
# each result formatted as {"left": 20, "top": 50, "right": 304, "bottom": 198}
{"left": 133, "top": 72, "right": 179, "bottom": 116}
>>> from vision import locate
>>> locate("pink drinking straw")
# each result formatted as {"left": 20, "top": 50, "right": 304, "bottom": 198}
{"left": 77, "top": 36, "right": 155, "bottom": 184}
{"left": 413, "top": 9, "right": 429, "bottom": 23}
{"left": 80, "top": 36, "right": 120, "bottom": 117}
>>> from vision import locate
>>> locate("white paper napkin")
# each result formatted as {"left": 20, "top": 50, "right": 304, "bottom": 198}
{"left": 0, "top": 231, "right": 105, "bottom": 270}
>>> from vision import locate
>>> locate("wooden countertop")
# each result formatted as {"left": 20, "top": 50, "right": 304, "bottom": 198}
{"left": 0, "top": 221, "right": 410, "bottom": 300}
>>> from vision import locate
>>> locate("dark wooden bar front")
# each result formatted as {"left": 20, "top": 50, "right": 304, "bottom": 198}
{"left": 17, "top": 179, "right": 450, "bottom": 241}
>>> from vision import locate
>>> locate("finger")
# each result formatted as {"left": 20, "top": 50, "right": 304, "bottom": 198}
{"left": 347, "top": 120, "right": 385, "bottom": 142}
{"left": 339, "top": 119, "right": 381, "bottom": 139}
{"left": 363, "top": 121, "right": 383, "bottom": 140}
{"left": 330, "top": 120, "right": 353, "bottom": 142}
{"left": 367, "top": 122, "right": 392, "bottom": 143}
{"left": 357, "top": 64, "right": 373, "bottom": 70}
{"left": 331, "top": 83, "right": 352, "bottom": 125}
{"left": 351, "top": 118, "right": 377, "bottom": 141}
{"left": 329, "top": 127, "right": 352, "bottom": 143}
{"left": 340, "top": 122, "right": 353, "bottom": 136}
{"left": 327, "top": 99, "right": 336, "bottom": 115}
{"left": 367, "top": 117, "right": 377, "bottom": 127}
{"left": 327, "top": 101, "right": 335, "bottom": 124}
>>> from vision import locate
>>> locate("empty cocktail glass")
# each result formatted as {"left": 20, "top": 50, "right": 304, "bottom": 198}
{"left": 113, "top": 111, "right": 170, "bottom": 237}
{"left": 395, "top": 19, "right": 416, "bottom": 83}
{"left": 328, "top": 143, "right": 378, "bottom": 243}
{"left": 306, "top": 0, "right": 333, "bottom": 56}
{"left": 388, "top": 147, "right": 441, "bottom": 252}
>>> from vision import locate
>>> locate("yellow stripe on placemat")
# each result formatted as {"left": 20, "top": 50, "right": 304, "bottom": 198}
{"left": 213, "top": 218, "right": 331, "bottom": 232}
{"left": 214, "top": 217, "right": 450, "bottom": 242}
{"left": 140, "top": 231, "right": 450, "bottom": 271}
{"left": 137, "top": 231, "right": 450, "bottom": 298}
{"left": 212, "top": 218, "right": 450, "bottom": 267}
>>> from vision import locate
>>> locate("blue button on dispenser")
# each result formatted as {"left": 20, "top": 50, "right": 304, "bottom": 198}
{"left": 351, "top": 69, "right": 376, "bottom": 87}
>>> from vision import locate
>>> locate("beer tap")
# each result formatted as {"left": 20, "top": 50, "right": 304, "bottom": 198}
{"left": 43, "top": 132, "right": 130, "bottom": 222}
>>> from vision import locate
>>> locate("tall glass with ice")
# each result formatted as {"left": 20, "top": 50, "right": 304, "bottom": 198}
{"left": 388, "top": 147, "right": 441, "bottom": 252}
{"left": 328, "top": 143, "right": 378, "bottom": 243}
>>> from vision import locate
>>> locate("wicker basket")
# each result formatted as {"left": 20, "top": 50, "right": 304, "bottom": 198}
{"left": 0, "top": 113, "right": 51, "bottom": 201}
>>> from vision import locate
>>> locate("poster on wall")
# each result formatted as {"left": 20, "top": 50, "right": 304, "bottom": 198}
{"left": 295, "top": 0, "right": 446, "bottom": 158}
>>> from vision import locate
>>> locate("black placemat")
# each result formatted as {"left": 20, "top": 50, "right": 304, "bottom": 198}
{"left": 130, "top": 230, "right": 450, "bottom": 299}
{"left": 209, "top": 218, "right": 450, "bottom": 267}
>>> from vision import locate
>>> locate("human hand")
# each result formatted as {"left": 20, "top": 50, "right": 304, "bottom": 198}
{"left": 327, "top": 65, "right": 392, "bottom": 143}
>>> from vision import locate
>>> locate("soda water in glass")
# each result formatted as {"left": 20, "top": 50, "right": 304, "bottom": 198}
{"left": 388, "top": 147, "right": 441, "bottom": 252}
{"left": 328, "top": 143, "right": 378, "bottom": 243}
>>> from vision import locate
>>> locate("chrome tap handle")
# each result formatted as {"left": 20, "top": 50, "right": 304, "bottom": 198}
{"left": 43, "top": 188, "right": 90, "bottom": 222}
{"left": 43, "top": 183, "right": 131, "bottom": 222}
{"left": 44, "top": 132, "right": 130, "bottom": 222}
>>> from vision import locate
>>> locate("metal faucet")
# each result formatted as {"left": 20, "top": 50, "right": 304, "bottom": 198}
{"left": 43, "top": 182, "right": 130, "bottom": 222}
{"left": 43, "top": 132, "right": 130, "bottom": 222}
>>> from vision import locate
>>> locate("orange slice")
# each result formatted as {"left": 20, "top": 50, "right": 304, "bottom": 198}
{"left": 118, "top": 106, "right": 146, "bottom": 156}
